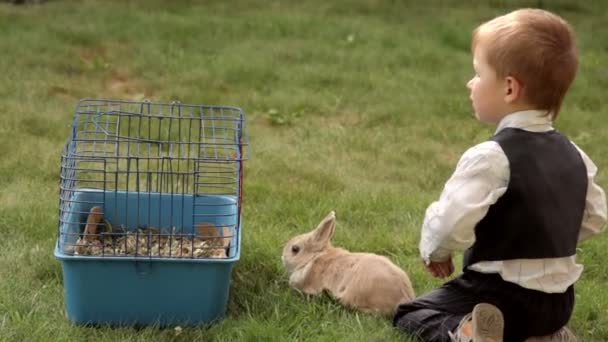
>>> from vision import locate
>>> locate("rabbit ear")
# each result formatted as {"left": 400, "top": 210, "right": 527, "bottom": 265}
{"left": 311, "top": 211, "right": 336, "bottom": 244}
{"left": 220, "top": 226, "right": 232, "bottom": 248}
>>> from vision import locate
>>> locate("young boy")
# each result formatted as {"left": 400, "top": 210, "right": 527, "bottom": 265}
{"left": 393, "top": 8, "right": 607, "bottom": 342}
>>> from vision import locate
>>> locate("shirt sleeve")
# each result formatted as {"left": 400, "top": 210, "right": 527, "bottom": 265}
{"left": 419, "top": 141, "right": 510, "bottom": 263}
{"left": 571, "top": 143, "right": 607, "bottom": 241}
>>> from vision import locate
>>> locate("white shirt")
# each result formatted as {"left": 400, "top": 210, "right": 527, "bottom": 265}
{"left": 419, "top": 110, "right": 607, "bottom": 293}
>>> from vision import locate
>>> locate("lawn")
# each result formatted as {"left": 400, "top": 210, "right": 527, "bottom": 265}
{"left": 0, "top": 0, "right": 607, "bottom": 341}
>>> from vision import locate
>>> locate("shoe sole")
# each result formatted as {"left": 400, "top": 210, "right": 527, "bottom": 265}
{"left": 473, "top": 303, "right": 504, "bottom": 342}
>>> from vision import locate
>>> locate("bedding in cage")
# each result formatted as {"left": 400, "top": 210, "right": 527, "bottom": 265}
{"left": 54, "top": 99, "right": 249, "bottom": 326}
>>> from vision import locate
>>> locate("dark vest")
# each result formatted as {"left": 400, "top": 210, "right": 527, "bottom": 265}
{"left": 463, "top": 128, "right": 587, "bottom": 269}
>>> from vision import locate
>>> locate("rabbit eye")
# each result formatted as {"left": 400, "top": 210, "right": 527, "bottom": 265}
{"left": 291, "top": 245, "right": 300, "bottom": 254}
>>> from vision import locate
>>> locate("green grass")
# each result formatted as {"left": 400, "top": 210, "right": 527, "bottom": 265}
{"left": 1, "top": 0, "right": 607, "bottom": 341}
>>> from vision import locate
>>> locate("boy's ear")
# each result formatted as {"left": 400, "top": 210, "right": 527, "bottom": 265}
{"left": 504, "top": 76, "right": 523, "bottom": 103}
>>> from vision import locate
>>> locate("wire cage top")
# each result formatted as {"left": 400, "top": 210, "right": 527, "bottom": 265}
{"left": 57, "top": 99, "right": 249, "bottom": 260}
{"left": 62, "top": 98, "right": 249, "bottom": 195}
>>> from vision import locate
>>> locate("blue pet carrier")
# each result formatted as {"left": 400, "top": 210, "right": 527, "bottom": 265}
{"left": 54, "top": 99, "right": 249, "bottom": 325}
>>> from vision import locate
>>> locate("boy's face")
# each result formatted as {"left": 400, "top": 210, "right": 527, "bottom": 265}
{"left": 466, "top": 46, "right": 509, "bottom": 124}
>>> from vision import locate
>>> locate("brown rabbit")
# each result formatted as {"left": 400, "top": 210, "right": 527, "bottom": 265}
{"left": 281, "top": 211, "right": 415, "bottom": 315}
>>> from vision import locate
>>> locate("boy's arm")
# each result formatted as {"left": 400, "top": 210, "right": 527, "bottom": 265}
{"left": 419, "top": 141, "right": 509, "bottom": 264}
{"left": 572, "top": 143, "right": 607, "bottom": 241}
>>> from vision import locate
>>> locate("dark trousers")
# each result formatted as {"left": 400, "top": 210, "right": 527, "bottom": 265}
{"left": 393, "top": 271, "right": 574, "bottom": 342}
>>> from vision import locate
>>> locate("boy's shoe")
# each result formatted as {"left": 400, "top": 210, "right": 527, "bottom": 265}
{"left": 449, "top": 303, "right": 504, "bottom": 342}
{"left": 473, "top": 303, "right": 504, "bottom": 341}
{"left": 525, "top": 326, "right": 577, "bottom": 342}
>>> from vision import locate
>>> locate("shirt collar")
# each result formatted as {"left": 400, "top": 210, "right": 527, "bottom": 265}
{"left": 495, "top": 110, "right": 554, "bottom": 134}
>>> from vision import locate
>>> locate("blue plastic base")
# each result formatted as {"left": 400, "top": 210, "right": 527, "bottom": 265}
{"left": 56, "top": 255, "right": 237, "bottom": 326}
{"left": 55, "top": 190, "right": 241, "bottom": 326}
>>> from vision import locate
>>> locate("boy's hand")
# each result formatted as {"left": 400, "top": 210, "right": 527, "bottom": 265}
{"left": 424, "top": 257, "right": 454, "bottom": 278}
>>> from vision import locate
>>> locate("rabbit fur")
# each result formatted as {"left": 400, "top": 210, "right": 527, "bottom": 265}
{"left": 281, "top": 211, "right": 415, "bottom": 315}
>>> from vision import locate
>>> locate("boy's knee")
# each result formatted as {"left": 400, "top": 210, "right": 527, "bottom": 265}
{"left": 394, "top": 308, "right": 444, "bottom": 332}
{"left": 394, "top": 307, "right": 462, "bottom": 342}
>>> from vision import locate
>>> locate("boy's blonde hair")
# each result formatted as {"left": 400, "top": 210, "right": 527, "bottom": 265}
{"left": 472, "top": 8, "right": 577, "bottom": 118}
